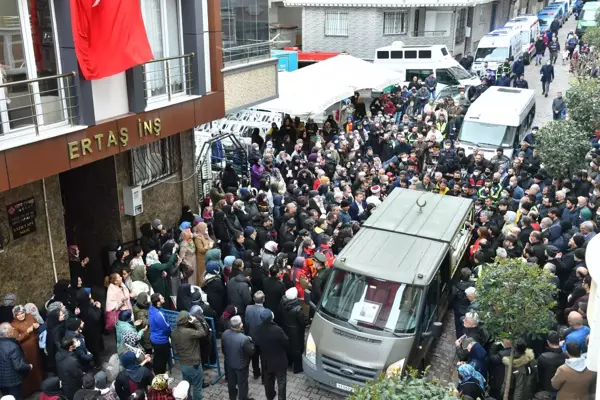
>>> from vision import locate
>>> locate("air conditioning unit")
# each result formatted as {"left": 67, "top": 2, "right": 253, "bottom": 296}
{"left": 123, "top": 186, "right": 143, "bottom": 216}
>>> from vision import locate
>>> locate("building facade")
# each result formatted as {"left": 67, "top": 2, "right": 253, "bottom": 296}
{"left": 0, "top": 0, "right": 252, "bottom": 304}
{"left": 280, "top": 0, "right": 526, "bottom": 60}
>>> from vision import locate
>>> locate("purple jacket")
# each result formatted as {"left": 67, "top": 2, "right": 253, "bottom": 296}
{"left": 251, "top": 164, "right": 265, "bottom": 188}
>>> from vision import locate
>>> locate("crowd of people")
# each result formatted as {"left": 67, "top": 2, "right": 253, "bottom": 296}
{"left": 0, "top": 20, "right": 599, "bottom": 400}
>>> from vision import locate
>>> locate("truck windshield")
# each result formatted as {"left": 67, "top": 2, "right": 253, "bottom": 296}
{"left": 449, "top": 65, "right": 472, "bottom": 80}
{"left": 319, "top": 269, "right": 422, "bottom": 335}
{"left": 475, "top": 47, "right": 509, "bottom": 63}
{"left": 458, "top": 121, "right": 516, "bottom": 147}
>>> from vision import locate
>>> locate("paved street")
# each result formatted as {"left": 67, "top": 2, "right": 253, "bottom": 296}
{"left": 526, "top": 17, "right": 577, "bottom": 127}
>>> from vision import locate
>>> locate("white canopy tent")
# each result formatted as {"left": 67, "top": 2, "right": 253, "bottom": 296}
{"left": 254, "top": 54, "right": 403, "bottom": 119}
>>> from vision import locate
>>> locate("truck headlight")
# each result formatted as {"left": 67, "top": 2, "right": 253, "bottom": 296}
{"left": 305, "top": 333, "right": 317, "bottom": 365}
{"left": 385, "top": 358, "right": 406, "bottom": 377}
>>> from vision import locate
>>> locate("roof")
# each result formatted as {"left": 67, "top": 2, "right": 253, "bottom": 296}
{"left": 333, "top": 228, "right": 448, "bottom": 286}
{"left": 284, "top": 0, "right": 495, "bottom": 7}
{"left": 464, "top": 87, "right": 535, "bottom": 126}
{"left": 362, "top": 189, "right": 473, "bottom": 243}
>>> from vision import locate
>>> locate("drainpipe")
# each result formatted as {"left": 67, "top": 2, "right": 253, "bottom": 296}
{"left": 42, "top": 178, "right": 58, "bottom": 282}
{"left": 452, "top": 7, "right": 458, "bottom": 55}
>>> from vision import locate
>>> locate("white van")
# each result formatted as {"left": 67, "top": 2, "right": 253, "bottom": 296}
{"left": 504, "top": 15, "right": 540, "bottom": 65}
{"left": 457, "top": 87, "right": 535, "bottom": 159}
{"left": 373, "top": 43, "right": 480, "bottom": 89}
{"left": 472, "top": 29, "right": 523, "bottom": 74}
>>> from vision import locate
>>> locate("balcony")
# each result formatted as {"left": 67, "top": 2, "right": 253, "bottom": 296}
{"left": 142, "top": 53, "right": 195, "bottom": 107}
{"left": 223, "top": 41, "right": 273, "bottom": 67}
{"left": 411, "top": 30, "right": 448, "bottom": 37}
{"left": 0, "top": 72, "right": 78, "bottom": 138}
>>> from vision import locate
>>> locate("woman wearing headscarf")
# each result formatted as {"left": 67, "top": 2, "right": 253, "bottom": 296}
{"left": 24, "top": 303, "right": 44, "bottom": 325}
{"left": 160, "top": 241, "right": 181, "bottom": 304}
{"left": 115, "top": 352, "right": 153, "bottom": 400}
{"left": 53, "top": 280, "right": 76, "bottom": 314}
{"left": 74, "top": 285, "right": 102, "bottom": 366}
{"left": 115, "top": 309, "right": 143, "bottom": 348}
{"left": 68, "top": 245, "right": 90, "bottom": 288}
{"left": 40, "top": 377, "right": 67, "bottom": 400}
{"left": 145, "top": 250, "right": 178, "bottom": 305}
{"left": 456, "top": 364, "right": 486, "bottom": 400}
{"left": 193, "top": 222, "right": 213, "bottom": 286}
{"left": 45, "top": 307, "right": 65, "bottom": 372}
{"left": 147, "top": 374, "right": 175, "bottom": 400}
{"left": 223, "top": 255, "right": 236, "bottom": 284}
{"left": 118, "top": 330, "right": 146, "bottom": 364}
{"left": 176, "top": 283, "right": 196, "bottom": 312}
{"left": 178, "top": 229, "right": 197, "bottom": 285}
{"left": 11, "top": 304, "right": 44, "bottom": 395}
{"left": 133, "top": 293, "right": 152, "bottom": 354}
{"left": 178, "top": 205, "right": 195, "bottom": 228}
{"left": 0, "top": 293, "right": 17, "bottom": 323}
{"left": 203, "top": 261, "right": 226, "bottom": 319}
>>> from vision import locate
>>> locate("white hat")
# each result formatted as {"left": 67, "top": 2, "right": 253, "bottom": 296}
{"left": 465, "top": 287, "right": 476, "bottom": 297}
{"left": 173, "top": 381, "right": 190, "bottom": 400}
{"left": 285, "top": 287, "right": 298, "bottom": 300}
{"left": 371, "top": 185, "right": 381, "bottom": 195}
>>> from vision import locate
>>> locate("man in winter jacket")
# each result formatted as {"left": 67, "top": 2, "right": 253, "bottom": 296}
{"left": 255, "top": 309, "right": 289, "bottom": 400}
{"left": 535, "top": 36, "right": 546, "bottom": 65}
{"left": 172, "top": 310, "right": 209, "bottom": 400}
{"left": 0, "top": 323, "right": 31, "bottom": 399}
{"left": 537, "top": 331, "right": 567, "bottom": 394}
{"left": 227, "top": 264, "right": 252, "bottom": 317}
{"left": 148, "top": 294, "right": 171, "bottom": 374}
{"left": 502, "top": 340, "right": 538, "bottom": 400}
{"left": 244, "top": 291, "right": 266, "bottom": 380}
{"left": 451, "top": 268, "right": 475, "bottom": 338}
{"left": 551, "top": 341, "right": 596, "bottom": 400}
{"left": 56, "top": 336, "right": 84, "bottom": 400}
{"left": 222, "top": 316, "right": 255, "bottom": 400}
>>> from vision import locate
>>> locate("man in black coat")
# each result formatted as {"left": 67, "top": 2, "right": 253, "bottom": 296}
{"left": 537, "top": 331, "right": 567, "bottom": 393}
{"left": 255, "top": 308, "right": 289, "bottom": 400}
{"left": 56, "top": 335, "right": 84, "bottom": 400}
{"left": 263, "top": 266, "right": 286, "bottom": 323}
{"left": 0, "top": 323, "right": 32, "bottom": 399}
{"left": 227, "top": 264, "right": 253, "bottom": 316}
{"left": 311, "top": 252, "right": 332, "bottom": 308}
{"left": 450, "top": 268, "right": 475, "bottom": 338}
{"left": 280, "top": 287, "right": 306, "bottom": 373}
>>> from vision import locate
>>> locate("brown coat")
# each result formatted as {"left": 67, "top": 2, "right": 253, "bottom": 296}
{"left": 194, "top": 235, "right": 213, "bottom": 286}
{"left": 551, "top": 360, "right": 596, "bottom": 400}
{"left": 11, "top": 314, "right": 43, "bottom": 396}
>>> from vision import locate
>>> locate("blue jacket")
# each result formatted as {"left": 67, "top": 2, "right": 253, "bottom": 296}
{"left": 0, "top": 337, "right": 30, "bottom": 387}
{"left": 540, "top": 64, "right": 555, "bottom": 82}
{"left": 348, "top": 201, "right": 367, "bottom": 221}
{"left": 66, "top": 330, "right": 93, "bottom": 365}
{"left": 244, "top": 304, "right": 265, "bottom": 340}
{"left": 512, "top": 59, "right": 525, "bottom": 76}
{"left": 562, "top": 326, "right": 590, "bottom": 352}
{"left": 561, "top": 207, "right": 580, "bottom": 227}
{"left": 511, "top": 185, "right": 525, "bottom": 204}
{"left": 338, "top": 210, "right": 352, "bottom": 225}
{"left": 149, "top": 306, "right": 171, "bottom": 344}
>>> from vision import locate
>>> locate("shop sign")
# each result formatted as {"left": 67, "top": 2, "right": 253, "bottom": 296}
{"left": 6, "top": 197, "right": 37, "bottom": 239}
{"left": 68, "top": 117, "right": 162, "bottom": 160}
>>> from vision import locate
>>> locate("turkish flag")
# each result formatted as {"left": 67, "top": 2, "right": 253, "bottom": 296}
{"left": 70, "top": 0, "right": 153, "bottom": 80}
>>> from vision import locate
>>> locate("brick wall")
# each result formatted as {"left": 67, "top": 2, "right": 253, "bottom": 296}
{"left": 302, "top": 7, "right": 456, "bottom": 60}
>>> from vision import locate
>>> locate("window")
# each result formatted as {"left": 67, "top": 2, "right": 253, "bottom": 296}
{"left": 383, "top": 11, "right": 408, "bottom": 35}
{"left": 436, "top": 68, "right": 459, "bottom": 86}
{"left": 391, "top": 51, "right": 403, "bottom": 59}
{"left": 406, "top": 69, "right": 433, "bottom": 81}
{"left": 377, "top": 51, "right": 390, "bottom": 59}
{"left": 131, "top": 136, "right": 182, "bottom": 187}
{"left": 418, "top": 50, "right": 431, "bottom": 58}
{"left": 141, "top": 0, "right": 184, "bottom": 102}
{"left": 405, "top": 50, "right": 417, "bottom": 59}
{"left": 0, "top": 0, "right": 70, "bottom": 135}
{"left": 456, "top": 8, "right": 467, "bottom": 43}
{"left": 325, "top": 11, "right": 348, "bottom": 37}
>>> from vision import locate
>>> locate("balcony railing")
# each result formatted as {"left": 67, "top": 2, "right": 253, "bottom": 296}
{"left": 0, "top": 72, "right": 78, "bottom": 136}
{"left": 142, "top": 53, "right": 195, "bottom": 105}
{"left": 411, "top": 30, "right": 448, "bottom": 37}
{"left": 222, "top": 41, "right": 272, "bottom": 67}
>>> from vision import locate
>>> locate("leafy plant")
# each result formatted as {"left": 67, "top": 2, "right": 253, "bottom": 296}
{"left": 348, "top": 368, "right": 458, "bottom": 400}
{"left": 475, "top": 258, "right": 557, "bottom": 400}
{"left": 583, "top": 26, "right": 600, "bottom": 49}
{"left": 536, "top": 120, "right": 592, "bottom": 179}
{"left": 565, "top": 77, "right": 600, "bottom": 134}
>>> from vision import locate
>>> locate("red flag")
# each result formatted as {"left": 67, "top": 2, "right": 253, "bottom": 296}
{"left": 70, "top": 0, "right": 153, "bottom": 80}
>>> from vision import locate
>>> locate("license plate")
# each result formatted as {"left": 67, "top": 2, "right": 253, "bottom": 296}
{"left": 336, "top": 383, "right": 355, "bottom": 392}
